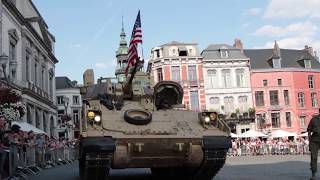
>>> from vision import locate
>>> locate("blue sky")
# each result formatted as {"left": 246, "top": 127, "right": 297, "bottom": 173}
{"left": 33, "top": 0, "right": 320, "bottom": 84}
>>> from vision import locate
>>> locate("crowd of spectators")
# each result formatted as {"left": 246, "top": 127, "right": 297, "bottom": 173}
{"left": 0, "top": 115, "right": 76, "bottom": 179}
{"left": 229, "top": 137, "right": 309, "bottom": 156}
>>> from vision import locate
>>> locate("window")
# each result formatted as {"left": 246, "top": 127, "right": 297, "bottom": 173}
{"left": 298, "top": 92, "right": 305, "bottom": 108}
{"left": 308, "top": 75, "right": 314, "bottom": 88}
{"left": 263, "top": 80, "right": 268, "bottom": 86}
{"left": 26, "top": 52, "right": 30, "bottom": 81}
{"left": 269, "top": 90, "right": 279, "bottom": 106}
{"left": 271, "top": 112, "right": 280, "bottom": 128}
{"left": 189, "top": 49, "right": 192, "bottom": 55}
{"left": 311, "top": 92, "right": 318, "bottom": 107}
{"left": 272, "top": 58, "right": 281, "bottom": 68}
{"left": 155, "top": 50, "right": 160, "bottom": 58}
{"left": 73, "top": 96, "right": 79, "bottom": 105}
{"left": 57, "top": 110, "right": 64, "bottom": 124}
{"left": 188, "top": 65, "right": 197, "bottom": 81}
{"left": 41, "top": 67, "right": 45, "bottom": 89}
{"left": 255, "top": 91, "right": 264, "bottom": 107}
{"left": 284, "top": 90, "right": 290, "bottom": 105}
{"left": 172, "top": 49, "right": 176, "bottom": 55}
{"left": 207, "top": 69, "right": 217, "bottom": 89}
{"left": 34, "top": 63, "right": 38, "bottom": 85}
{"left": 300, "top": 116, "right": 306, "bottom": 127}
{"left": 73, "top": 110, "right": 79, "bottom": 124}
{"left": 222, "top": 69, "right": 231, "bottom": 88}
{"left": 224, "top": 96, "right": 234, "bottom": 114}
{"left": 304, "top": 59, "right": 311, "bottom": 68}
{"left": 49, "top": 75, "right": 53, "bottom": 99}
{"left": 171, "top": 66, "right": 180, "bottom": 81}
{"left": 277, "top": 79, "right": 282, "bottom": 86}
{"left": 9, "top": 42, "right": 16, "bottom": 61}
{"left": 238, "top": 96, "right": 248, "bottom": 112}
{"left": 220, "top": 50, "right": 228, "bottom": 58}
{"left": 286, "top": 112, "right": 292, "bottom": 128}
{"left": 209, "top": 97, "right": 219, "bottom": 104}
{"left": 236, "top": 69, "right": 245, "bottom": 87}
{"left": 157, "top": 68, "right": 163, "bottom": 82}
{"left": 57, "top": 96, "right": 64, "bottom": 105}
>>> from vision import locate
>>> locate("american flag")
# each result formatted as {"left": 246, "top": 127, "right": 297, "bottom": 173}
{"left": 125, "top": 11, "right": 142, "bottom": 76}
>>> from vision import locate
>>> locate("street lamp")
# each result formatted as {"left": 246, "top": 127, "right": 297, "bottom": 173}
{"left": 0, "top": 53, "right": 8, "bottom": 82}
{"left": 63, "top": 96, "right": 70, "bottom": 139}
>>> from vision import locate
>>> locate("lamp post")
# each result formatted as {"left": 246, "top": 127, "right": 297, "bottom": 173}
{"left": 0, "top": 53, "right": 8, "bottom": 82}
{"left": 63, "top": 96, "right": 70, "bottom": 139}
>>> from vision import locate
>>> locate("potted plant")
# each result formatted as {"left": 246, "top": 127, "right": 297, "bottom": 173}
{"left": 0, "top": 86, "right": 26, "bottom": 122}
{"left": 230, "top": 113, "right": 237, "bottom": 119}
{"left": 248, "top": 108, "right": 255, "bottom": 117}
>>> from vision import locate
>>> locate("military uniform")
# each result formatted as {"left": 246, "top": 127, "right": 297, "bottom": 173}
{"left": 307, "top": 114, "right": 320, "bottom": 179}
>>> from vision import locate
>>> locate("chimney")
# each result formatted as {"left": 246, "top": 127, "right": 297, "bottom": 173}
{"left": 273, "top": 41, "right": 281, "bottom": 59}
{"left": 315, "top": 51, "right": 319, "bottom": 62}
{"left": 233, "top": 38, "right": 243, "bottom": 52}
{"left": 304, "top": 45, "right": 314, "bottom": 56}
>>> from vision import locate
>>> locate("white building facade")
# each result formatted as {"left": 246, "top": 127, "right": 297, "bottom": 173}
{"left": 55, "top": 77, "right": 81, "bottom": 139}
{"left": 0, "top": 0, "right": 58, "bottom": 137}
{"left": 201, "top": 40, "right": 255, "bottom": 134}
{"left": 148, "top": 41, "right": 206, "bottom": 111}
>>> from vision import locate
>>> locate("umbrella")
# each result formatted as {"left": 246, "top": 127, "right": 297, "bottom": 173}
{"left": 238, "top": 129, "right": 267, "bottom": 138}
{"left": 12, "top": 121, "right": 47, "bottom": 134}
{"left": 298, "top": 132, "right": 308, "bottom": 137}
{"left": 271, "top": 129, "right": 296, "bottom": 138}
{"left": 230, "top": 133, "right": 238, "bottom": 138}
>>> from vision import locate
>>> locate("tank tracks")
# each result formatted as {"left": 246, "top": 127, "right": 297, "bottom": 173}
{"left": 192, "top": 136, "right": 231, "bottom": 180}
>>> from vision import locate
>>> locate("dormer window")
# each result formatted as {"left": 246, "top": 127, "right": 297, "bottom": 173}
{"left": 220, "top": 50, "right": 229, "bottom": 58}
{"left": 178, "top": 47, "right": 188, "bottom": 56}
{"left": 304, "top": 59, "right": 311, "bottom": 68}
{"left": 272, "top": 58, "right": 281, "bottom": 68}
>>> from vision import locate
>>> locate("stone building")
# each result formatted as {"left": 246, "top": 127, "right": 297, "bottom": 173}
{"left": 0, "top": 0, "right": 58, "bottom": 137}
{"left": 83, "top": 69, "right": 94, "bottom": 86}
{"left": 201, "top": 39, "right": 254, "bottom": 134}
{"left": 55, "top": 77, "right": 81, "bottom": 139}
{"left": 148, "top": 41, "right": 205, "bottom": 111}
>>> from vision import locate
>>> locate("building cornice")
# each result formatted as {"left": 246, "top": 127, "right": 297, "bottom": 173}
{"left": 22, "top": 88, "right": 57, "bottom": 110}
{"left": 3, "top": 0, "right": 58, "bottom": 64}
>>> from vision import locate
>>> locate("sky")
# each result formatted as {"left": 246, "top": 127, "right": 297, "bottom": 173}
{"left": 32, "top": 0, "right": 320, "bottom": 84}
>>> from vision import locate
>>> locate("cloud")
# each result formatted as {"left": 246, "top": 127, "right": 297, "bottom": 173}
{"left": 244, "top": 8, "right": 262, "bottom": 16}
{"left": 264, "top": 0, "right": 320, "bottom": 19}
{"left": 253, "top": 21, "right": 319, "bottom": 37}
{"left": 95, "top": 61, "right": 116, "bottom": 69}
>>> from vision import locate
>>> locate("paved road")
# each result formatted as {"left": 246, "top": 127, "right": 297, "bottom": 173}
{"left": 29, "top": 155, "right": 317, "bottom": 180}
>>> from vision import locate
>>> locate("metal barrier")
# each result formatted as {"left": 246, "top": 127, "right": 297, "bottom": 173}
{"left": 228, "top": 141, "right": 310, "bottom": 156}
{"left": 0, "top": 144, "right": 77, "bottom": 179}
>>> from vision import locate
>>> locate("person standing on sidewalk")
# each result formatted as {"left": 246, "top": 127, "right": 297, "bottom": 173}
{"left": 307, "top": 108, "right": 320, "bottom": 180}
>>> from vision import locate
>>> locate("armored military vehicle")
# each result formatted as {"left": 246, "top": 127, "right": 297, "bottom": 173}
{"left": 78, "top": 65, "right": 231, "bottom": 180}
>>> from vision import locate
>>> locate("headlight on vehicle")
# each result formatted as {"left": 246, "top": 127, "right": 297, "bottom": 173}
{"left": 87, "top": 110, "right": 102, "bottom": 124}
{"left": 204, "top": 116, "right": 211, "bottom": 123}
{"left": 94, "top": 115, "right": 101, "bottom": 122}
{"left": 199, "top": 111, "right": 218, "bottom": 126}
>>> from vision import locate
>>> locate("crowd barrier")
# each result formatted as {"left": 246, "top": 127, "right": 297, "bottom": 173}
{"left": 0, "top": 144, "right": 77, "bottom": 180}
{"left": 228, "top": 142, "right": 309, "bottom": 156}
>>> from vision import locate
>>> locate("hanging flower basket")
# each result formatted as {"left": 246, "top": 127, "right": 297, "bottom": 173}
{"left": 0, "top": 86, "right": 26, "bottom": 122}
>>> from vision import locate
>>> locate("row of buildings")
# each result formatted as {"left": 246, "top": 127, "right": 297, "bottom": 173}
{"left": 146, "top": 40, "right": 320, "bottom": 135}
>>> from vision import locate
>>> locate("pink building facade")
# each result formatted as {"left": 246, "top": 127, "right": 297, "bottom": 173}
{"left": 148, "top": 41, "right": 206, "bottom": 111}
{"left": 245, "top": 43, "right": 320, "bottom": 134}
